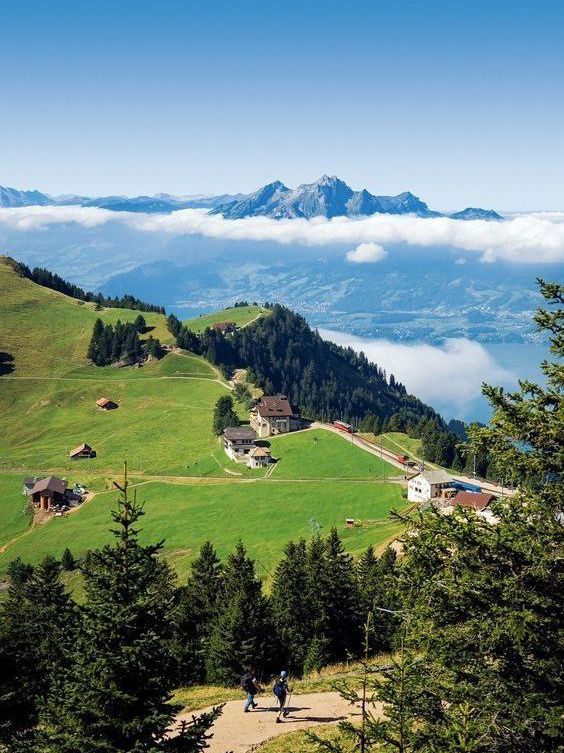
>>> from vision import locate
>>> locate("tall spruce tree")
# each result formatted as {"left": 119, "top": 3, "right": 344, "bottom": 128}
{"left": 43, "top": 495, "right": 219, "bottom": 752}
{"left": 271, "top": 539, "right": 311, "bottom": 674}
{"left": 323, "top": 528, "right": 361, "bottom": 662}
{"left": 174, "top": 541, "right": 223, "bottom": 684}
{"left": 0, "top": 556, "right": 78, "bottom": 749}
{"left": 205, "top": 542, "right": 274, "bottom": 685}
{"left": 212, "top": 395, "right": 239, "bottom": 435}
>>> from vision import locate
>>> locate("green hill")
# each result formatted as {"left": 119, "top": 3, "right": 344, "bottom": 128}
{"left": 184, "top": 304, "right": 267, "bottom": 332}
{"left": 0, "top": 257, "right": 403, "bottom": 579}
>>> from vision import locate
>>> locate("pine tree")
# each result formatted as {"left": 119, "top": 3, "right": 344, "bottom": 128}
{"left": 271, "top": 539, "right": 311, "bottom": 674}
{"left": 144, "top": 336, "right": 164, "bottom": 359}
{"left": 166, "top": 314, "right": 182, "bottom": 337}
{"left": 133, "top": 314, "right": 146, "bottom": 333}
{"left": 174, "top": 541, "right": 223, "bottom": 684}
{"left": 0, "top": 556, "right": 78, "bottom": 748}
{"left": 87, "top": 318, "right": 105, "bottom": 365}
{"left": 61, "top": 547, "right": 76, "bottom": 571}
{"left": 323, "top": 528, "right": 361, "bottom": 662}
{"left": 302, "top": 635, "right": 330, "bottom": 675}
{"left": 205, "top": 542, "right": 273, "bottom": 685}
{"left": 44, "top": 494, "right": 218, "bottom": 752}
{"left": 212, "top": 395, "right": 239, "bottom": 435}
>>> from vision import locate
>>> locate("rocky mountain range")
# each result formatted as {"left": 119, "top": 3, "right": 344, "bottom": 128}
{"left": 0, "top": 176, "right": 502, "bottom": 220}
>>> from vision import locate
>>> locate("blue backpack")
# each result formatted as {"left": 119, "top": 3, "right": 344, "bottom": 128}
{"left": 273, "top": 679, "right": 286, "bottom": 698}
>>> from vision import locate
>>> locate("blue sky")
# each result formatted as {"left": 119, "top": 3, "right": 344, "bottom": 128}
{"left": 1, "top": 0, "right": 563, "bottom": 209}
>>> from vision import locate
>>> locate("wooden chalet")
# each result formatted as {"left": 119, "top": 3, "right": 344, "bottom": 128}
{"left": 246, "top": 445, "right": 271, "bottom": 468}
{"left": 96, "top": 397, "right": 118, "bottom": 410}
{"left": 30, "top": 476, "right": 67, "bottom": 511}
{"left": 69, "top": 442, "right": 96, "bottom": 459}
{"left": 212, "top": 321, "right": 237, "bottom": 334}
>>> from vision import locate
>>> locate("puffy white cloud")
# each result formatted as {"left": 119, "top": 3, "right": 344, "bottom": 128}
{"left": 319, "top": 329, "right": 515, "bottom": 416}
{"left": 346, "top": 242, "right": 387, "bottom": 263}
{"left": 1, "top": 205, "right": 564, "bottom": 264}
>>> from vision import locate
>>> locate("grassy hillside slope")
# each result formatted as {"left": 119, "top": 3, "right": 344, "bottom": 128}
{"left": 184, "top": 304, "right": 267, "bottom": 332}
{"left": 0, "top": 258, "right": 404, "bottom": 579}
{"left": 0, "top": 256, "right": 173, "bottom": 377}
{"left": 0, "top": 479, "right": 405, "bottom": 579}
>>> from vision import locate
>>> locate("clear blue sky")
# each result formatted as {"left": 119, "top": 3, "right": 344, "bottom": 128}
{"left": 1, "top": 0, "right": 562, "bottom": 209}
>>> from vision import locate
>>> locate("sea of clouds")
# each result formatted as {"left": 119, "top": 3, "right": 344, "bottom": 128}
{"left": 1, "top": 205, "right": 564, "bottom": 265}
{"left": 319, "top": 329, "right": 516, "bottom": 419}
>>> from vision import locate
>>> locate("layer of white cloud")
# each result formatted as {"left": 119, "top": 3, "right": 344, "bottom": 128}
{"left": 319, "top": 329, "right": 515, "bottom": 416}
{"left": 1, "top": 205, "right": 564, "bottom": 264}
{"left": 346, "top": 242, "right": 387, "bottom": 263}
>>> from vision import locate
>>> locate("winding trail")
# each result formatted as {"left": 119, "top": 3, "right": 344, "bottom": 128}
{"left": 175, "top": 691, "right": 373, "bottom": 753}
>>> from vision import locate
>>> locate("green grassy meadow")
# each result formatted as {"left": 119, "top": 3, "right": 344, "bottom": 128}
{"left": 0, "top": 474, "right": 32, "bottom": 546}
{"left": 268, "top": 430, "right": 395, "bottom": 479}
{"left": 360, "top": 431, "right": 423, "bottom": 460}
{"left": 184, "top": 304, "right": 267, "bottom": 332}
{"left": 0, "top": 479, "right": 407, "bottom": 579}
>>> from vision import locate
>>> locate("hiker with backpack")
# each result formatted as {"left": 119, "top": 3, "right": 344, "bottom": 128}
{"left": 273, "top": 670, "right": 292, "bottom": 722}
{"left": 241, "top": 664, "right": 263, "bottom": 713}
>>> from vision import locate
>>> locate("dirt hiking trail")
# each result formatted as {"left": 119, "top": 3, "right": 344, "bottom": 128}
{"left": 176, "top": 691, "right": 376, "bottom": 752}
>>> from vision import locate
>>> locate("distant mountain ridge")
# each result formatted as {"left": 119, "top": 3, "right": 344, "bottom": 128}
{"left": 210, "top": 175, "right": 443, "bottom": 219}
{"left": 0, "top": 177, "right": 502, "bottom": 220}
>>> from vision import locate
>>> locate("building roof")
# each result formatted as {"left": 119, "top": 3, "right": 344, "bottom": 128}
{"left": 69, "top": 443, "right": 92, "bottom": 457}
{"left": 31, "top": 476, "right": 67, "bottom": 496}
{"left": 411, "top": 470, "right": 452, "bottom": 485}
{"left": 255, "top": 395, "right": 294, "bottom": 417}
{"left": 224, "top": 426, "right": 257, "bottom": 441}
{"left": 23, "top": 476, "right": 39, "bottom": 486}
{"left": 96, "top": 397, "right": 115, "bottom": 407}
{"left": 249, "top": 446, "right": 271, "bottom": 457}
{"left": 452, "top": 491, "right": 495, "bottom": 511}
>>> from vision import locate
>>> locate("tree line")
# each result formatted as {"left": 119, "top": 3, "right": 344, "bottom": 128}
{"left": 87, "top": 315, "right": 164, "bottom": 366}
{"left": 14, "top": 260, "right": 165, "bottom": 313}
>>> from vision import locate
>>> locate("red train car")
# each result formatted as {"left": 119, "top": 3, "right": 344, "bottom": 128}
{"left": 333, "top": 420, "right": 355, "bottom": 434}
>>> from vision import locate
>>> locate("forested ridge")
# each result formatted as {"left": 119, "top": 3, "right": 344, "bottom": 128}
{"left": 173, "top": 305, "right": 443, "bottom": 427}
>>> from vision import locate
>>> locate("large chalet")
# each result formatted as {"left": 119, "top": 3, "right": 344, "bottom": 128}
{"left": 250, "top": 394, "right": 299, "bottom": 438}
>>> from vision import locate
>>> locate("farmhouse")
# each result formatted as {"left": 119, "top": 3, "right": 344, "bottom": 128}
{"left": 69, "top": 442, "right": 96, "bottom": 459}
{"left": 407, "top": 469, "right": 452, "bottom": 503}
{"left": 212, "top": 321, "right": 237, "bottom": 334}
{"left": 96, "top": 397, "right": 118, "bottom": 410}
{"left": 452, "top": 490, "right": 495, "bottom": 511}
{"left": 247, "top": 445, "right": 271, "bottom": 469}
{"left": 250, "top": 394, "right": 299, "bottom": 438}
{"left": 223, "top": 426, "right": 257, "bottom": 460}
{"left": 30, "top": 476, "right": 67, "bottom": 511}
{"left": 432, "top": 490, "right": 499, "bottom": 523}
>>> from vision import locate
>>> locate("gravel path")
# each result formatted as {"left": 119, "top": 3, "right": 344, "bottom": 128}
{"left": 175, "top": 691, "right": 373, "bottom": 753}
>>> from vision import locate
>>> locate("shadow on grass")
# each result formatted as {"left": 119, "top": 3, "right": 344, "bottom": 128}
{"left": 0, "top": 351, "right": 14, "bottom": 376}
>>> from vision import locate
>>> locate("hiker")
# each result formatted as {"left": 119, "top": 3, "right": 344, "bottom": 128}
{"left": 241, "top": 664, "right": 262, "bottom": 713}
{"left": 273, "top": 670, "right": 291, "bottom": 722}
